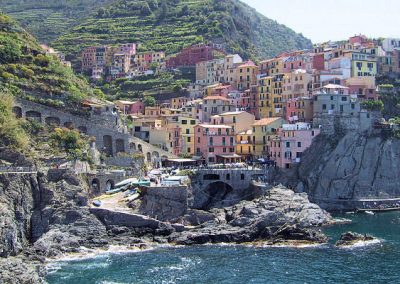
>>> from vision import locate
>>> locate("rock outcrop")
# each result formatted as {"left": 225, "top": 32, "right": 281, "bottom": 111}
{"left": 335, "top": 232, "right": 376, "bottom": 247}
{"left": 170, "top": 186, "right": 332, "bottom": 245}
{"left": 296, "top": 133, "right": 400, "bottom": 210}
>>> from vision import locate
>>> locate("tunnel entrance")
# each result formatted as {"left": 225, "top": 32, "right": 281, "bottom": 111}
{"left": 201, "top": 181, "right": 234, "bottom": 210}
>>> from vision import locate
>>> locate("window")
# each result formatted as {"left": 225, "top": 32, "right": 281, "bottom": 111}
{"left": 241, "top": 173, "right": 245, "bottom": 180}
{"left": 296, "top": 152, "right": 302, "bottom": 158}
{"left": 188, "top": 148, "right": 191, "bottom": 153}
{"left": 191, "top": 120, "right": 196, "bottom": 125}
{"left": 226, "top": 174, "right": 230, "bottom": 180}
{"left": 286, "top": 142, "right": 290, "bottom": 148}
{"left": 181, "top": 120, "right": 187, "bottom": 125}
{"left": 331, "top": 104, "right": 335, "bottom": 110}
{"left": 322, "top": 104, "right": 327, "bottom": 110}
{"left": 197, "top": 137, "right": 200, "bottom": 143}
{"left": 187, "top": 137, "right": 191, "bottom": 143}
{"left": 186, "top": 129, "right": 190, "bottom": 134}
{"left": 209, "top": 147, "right": 214, "bottom": 153}
{"left": 297, "top": 142, "right": 302, "bottom": 148}
{"left": 209, "top": 137, "right": 213, "bottom": 145}
{"left": 341, "top": 96, "right": 347, "bottom": 101}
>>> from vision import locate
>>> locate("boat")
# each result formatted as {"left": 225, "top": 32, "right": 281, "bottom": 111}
{"left": 132, "top": 179, "right": 151, "bottom": 187}
{"left": 92, "top": 200, "right": 102, "bottom": 207}
{"left": 105, "top": 187, "right": 123, "bottom": 195}
{"left": 365, "top": 211, "right": 375, "bottom": 215}
{"left": 114, "top": 178, "right": 137, "bottom": 188}
{"left": 125, "top": 193, "right": 140, "bottom": 202}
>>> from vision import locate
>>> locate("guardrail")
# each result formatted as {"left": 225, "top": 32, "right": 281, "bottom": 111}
{"left": 0, "top": 166, "right": 37, "bottom": 173}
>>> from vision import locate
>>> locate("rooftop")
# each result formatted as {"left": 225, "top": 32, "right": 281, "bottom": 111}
{"left": 252, "top": 117, "right": 282, "bottom": 126}
{"left": 198, "top": 124, "right": 232, "bottom": 129}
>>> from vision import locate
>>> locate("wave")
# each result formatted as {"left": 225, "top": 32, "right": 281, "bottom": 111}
{"left": 46, "top": 244, "right": 156, "bottom": 263}
{"left": 338, "top": 238, "right": 384, "bottom": 249}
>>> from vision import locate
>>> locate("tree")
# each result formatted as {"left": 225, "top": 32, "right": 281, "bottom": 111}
{"left": 140, "top": 3, "right": 152, "bottom": 16}
{"left": 144, "top": 96, "right": 156, "bottom": 107}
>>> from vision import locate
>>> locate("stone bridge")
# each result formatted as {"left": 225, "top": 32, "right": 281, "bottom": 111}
{"left": 87, "top": 170, "right": 132, "bottom": 194}
{"left": 12, "top": 98, "right": 176, "bottom": 165}
{"left": 192, "top": 167, "right": 263, "bottom": 209}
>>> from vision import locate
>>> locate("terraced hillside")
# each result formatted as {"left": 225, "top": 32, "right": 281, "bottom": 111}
{"left": 0, "top": 0, "right": 115, "bottom": 43}
{"left": 13, "top": 0, "right": 312, "bottom": 61}
{"left": 0, "top": 13, "right": 100, "bottom": 109}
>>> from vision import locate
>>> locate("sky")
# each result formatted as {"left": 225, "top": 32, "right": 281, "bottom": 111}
{"left": 242, "top": 0, "right": 400, "bottom": 43}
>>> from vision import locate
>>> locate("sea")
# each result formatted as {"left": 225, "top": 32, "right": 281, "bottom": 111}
{"left": 46, "top": 212, "right": 400, "bottom": 284}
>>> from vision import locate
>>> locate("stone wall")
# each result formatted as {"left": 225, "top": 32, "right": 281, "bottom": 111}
{"left": 140, "top": 186, "right": 188, "bottom": 221}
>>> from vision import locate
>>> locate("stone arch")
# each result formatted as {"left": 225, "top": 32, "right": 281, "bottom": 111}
{"left": 201, "top": 181, "right": 234, "bottom": 210}
{"left": 138, "top": 144, "right": 143, "bottom": 153}
{"left": 103, "top": 135, "right": 113, "bottom": 156}
{"left": 203, "top": 174, "right": 220, "bottom": 181}
{"left": 25, "top": 110, "right": 42, "bottom": 122}
{"left": 105, "top": 180, "right": 115, "bottom": 191}
{"left": 45, "top": 116, "right": 61, "bottom": 126}
{"left": 63, "top": 121, "right": 74, "bottom": 129}
{"left": 78, "top": 126, "right": 87, "bottom": 134}
{"left": 116, "top": 139, "right": 125, "bottom": 153}
{"left": 91, "top": 178, "right": 101, "bottom": 194}
{"left": 152, "top": 151, "right": 160, "bottom": 159}
{"left": 130, "top": 142, "right": 136, "bottom": 151}
{"left": 12, "top": 106, "right": 22, "bottom": 118}
{"left": 146, "top": 152, "right": 152, "bottom": 162}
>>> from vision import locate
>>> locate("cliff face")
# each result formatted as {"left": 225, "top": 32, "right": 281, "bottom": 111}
{"left": 296, "top": 133, "right": 400, "bottom": 210}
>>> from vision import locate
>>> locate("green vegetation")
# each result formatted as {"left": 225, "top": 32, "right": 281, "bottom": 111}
{"left": 47, "top": 0, "right": 311, "bottom": 61}
{"left": 0, "top": 13, "right": 98, "bottom": 109}
{"left": 0, "top": 92, "right": 29, "bottom": 150}
{"left": 143, "top": 96, "right": 156, "bottom": 107}
{"left": 361, "top": 100, "right": 384, "bottom": 111}
{"left": 50, "top": 127, "right": 88, "bottom": 160}
{"left": 0, "top": 0, "right": 116, "bottom": 43}
{"left": 99, "top": 72, "right": 190, "bottom": 101}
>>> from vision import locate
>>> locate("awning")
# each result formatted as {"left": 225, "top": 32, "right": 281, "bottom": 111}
{"left": 217, "top": 154, "right": 242, "bottom": 159}
{"left": 167, "top": 158, "right": 197, "bottom": 163}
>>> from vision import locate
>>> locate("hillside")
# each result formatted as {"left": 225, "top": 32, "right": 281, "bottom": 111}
{"left": 41, "top": 0, "right": 312, "bottom": 61}
{"left": 0, "top": 13, "right": 100, "bottom": 109}
{"left": 0, "top": 0, "right": 115, "bottom": 43}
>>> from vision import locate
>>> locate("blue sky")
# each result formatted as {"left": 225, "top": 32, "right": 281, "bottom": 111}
{"left": 242, "top": 0, "right": 400, "bottom": 43}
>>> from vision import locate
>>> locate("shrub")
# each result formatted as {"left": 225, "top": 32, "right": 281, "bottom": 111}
{"left": 361, "top": 100, "right": 384, "bottom": 111}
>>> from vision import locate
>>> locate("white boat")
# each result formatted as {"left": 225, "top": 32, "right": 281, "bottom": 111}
{"left": 114, "top": 178, "right": 137, "bottom": 188}
{"left": 365, "top": 211, "right": 375, "bottom": 215}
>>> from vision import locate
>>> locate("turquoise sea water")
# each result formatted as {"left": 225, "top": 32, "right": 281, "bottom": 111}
{"left": 46, "top": 212, "right": 400, "bottom": 284}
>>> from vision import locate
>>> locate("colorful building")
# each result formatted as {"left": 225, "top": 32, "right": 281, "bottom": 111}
{"left": 236, "top": 61, "right": 258, "bottom": 91}
{"left": 194, "top": 124, "right": 237, "bottom": 164}
{"left": 251, "top": 117, "right": 285, "bottom": 159}
{"left": 269, "top": 123, "right": 320, "bottom": 168}
{"left": 211, "top": 111, "right": 255, "bottom": 134}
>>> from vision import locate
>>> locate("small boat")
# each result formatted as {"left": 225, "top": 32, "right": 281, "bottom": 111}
{"left": 114, "top": 178, "right": 137, "bottom": 188}
{"left": 125, "top": 193, "right": 140, "bottom": 202}
{"left": 132, "top": 179, "right": 151, "bottom": 187}
{"left": 365, "top": 211, "right": 375, "bottom": 215}
{"left": 105, "top": 187, "right": 123, "bottom": 195}
{"left": 92, "top": 200, "right": 102, "bottom": 207}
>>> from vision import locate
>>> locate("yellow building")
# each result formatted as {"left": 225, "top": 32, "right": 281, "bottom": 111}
{"left": 344, "top": 51, "right": 377, "bottom": 77}
{"left": 236, "top": 61, "right": 259, "bottom": 91}
{"left": 178, "top": 116, "right": 199, "bottom": 156}
{"left": 258, "top": 74, "right": 284, "bottom": 118}
{"left": 251, "top": 117, "right": 285, "bottom": 159}
{"left": 236, "top": 129, "right": 253, "bottom": 159}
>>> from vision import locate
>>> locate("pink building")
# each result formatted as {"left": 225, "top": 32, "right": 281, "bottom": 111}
{"left": 119, "top": 43, "right": 136, "bottom": 55}
{"left": 194, "top": 124, "right": 238, "bottom": 164}
{"left": 212, "top": 84, "right": 235, "bottom": 98}
{"left": 270, "top": 123, "right": 320, "bottom": 169}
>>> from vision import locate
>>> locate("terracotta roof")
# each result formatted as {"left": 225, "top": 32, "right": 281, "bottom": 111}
{"left": 252, "top": 117, "right": 282, "bottom": 126}
{"left": 203, "top": 96, "right": 229, "bottom": 101}
{"left": 238, "top": 60, "right": 257, "bottom": 68}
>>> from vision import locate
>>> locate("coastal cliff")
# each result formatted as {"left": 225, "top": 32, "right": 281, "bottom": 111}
{"left": 0, "top": 148, "right": 332, "bottom": 283}
{"left": 295, "top": 132, "right": 400, "bottom": 210}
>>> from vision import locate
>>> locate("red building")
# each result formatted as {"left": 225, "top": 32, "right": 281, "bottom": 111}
{"left": 313, "top": 53, "right": 325, "bottom": 71}
{"left": 167, "top": 44, "right": 216, "bottom": 68}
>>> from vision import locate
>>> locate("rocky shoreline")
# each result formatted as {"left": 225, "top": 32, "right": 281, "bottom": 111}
{"left": 0, "top": 156, "right": 333, "bottom": 283}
